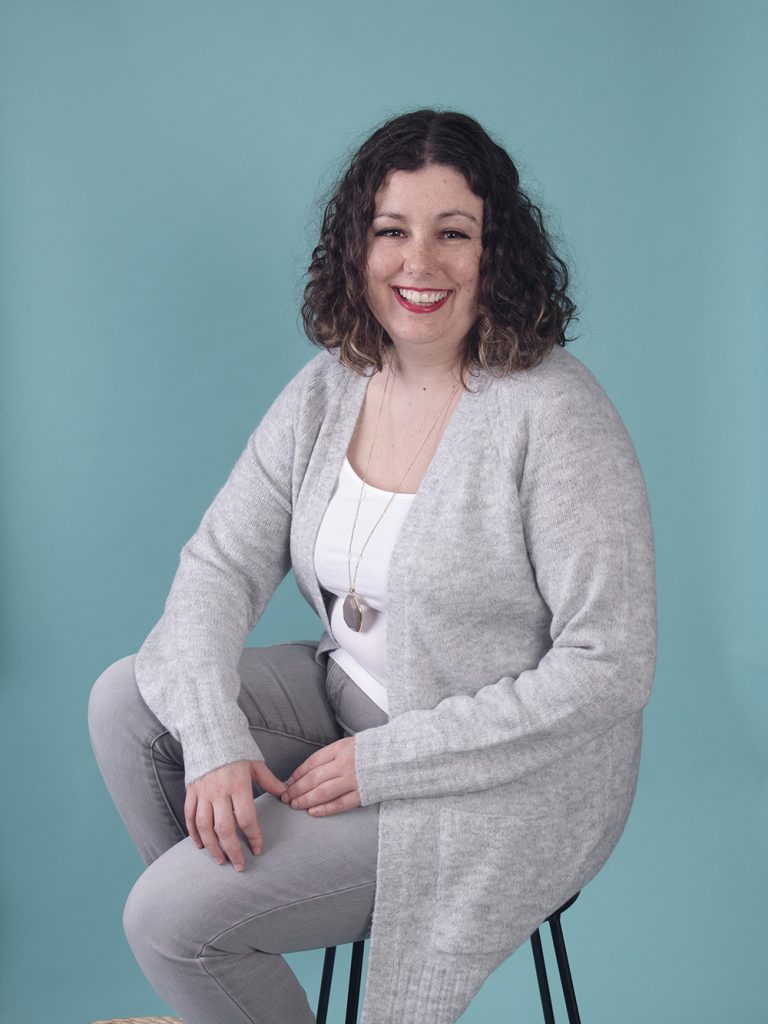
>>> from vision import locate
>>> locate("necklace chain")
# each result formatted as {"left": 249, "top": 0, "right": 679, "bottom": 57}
{"left": 346, "top": 361, "right": 459, "bottom": 613}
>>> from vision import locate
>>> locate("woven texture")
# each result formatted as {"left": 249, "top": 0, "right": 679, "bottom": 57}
{"left": 92, "top": 1017, "right": 183, "bottom": 1023}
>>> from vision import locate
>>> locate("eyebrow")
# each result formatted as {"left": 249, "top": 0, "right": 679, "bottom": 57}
{"left": 373, "top": 209, "right": 481, "bottom": 226}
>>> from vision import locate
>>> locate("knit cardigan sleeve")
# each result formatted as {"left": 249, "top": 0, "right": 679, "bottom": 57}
{"left": 352, "top": 365, "right": 657, "bottom": 806}
{"left": 133, "top": 358, "right": 317, "bottom": 785}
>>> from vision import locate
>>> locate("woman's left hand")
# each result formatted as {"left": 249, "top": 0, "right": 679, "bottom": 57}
{"left": 280, "top": 736, "right": 360, "bottom": 816}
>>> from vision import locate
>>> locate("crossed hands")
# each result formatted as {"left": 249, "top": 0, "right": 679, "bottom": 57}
{"left": 184, "top": 736, "right": 359, "bottom": 871}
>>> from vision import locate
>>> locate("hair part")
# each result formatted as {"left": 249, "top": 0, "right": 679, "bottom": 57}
{"left": 301, "top": 109, "right": 577, "bottom": 381}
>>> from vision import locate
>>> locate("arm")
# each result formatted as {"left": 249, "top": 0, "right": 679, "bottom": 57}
{"left": 134, "top": 357, "right": 319, "bottom": 786}
{"left": 352, "top": 370, "right": 657, "bottom": 806}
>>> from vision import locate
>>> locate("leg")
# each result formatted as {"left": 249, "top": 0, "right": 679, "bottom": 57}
{"left": 317, "top": 946, "right": 337, "bottom": 1024}
{"left": 345, "top": 940, "right": 366, "bottom": 1024}
{"left": 89, "top": 652, "right": 188, "bottom": 864}
{"left": 87, "top": 643, "right": 349, "bottom": 865}
{"left": 530, "top": 927, "right": 556, "bottom": 1024}
{"left": 549, "top": 912, "right": 582, "bottom": 1024}
{"left": 123, "top": 783, "right": 382, "bottom": 1024}
{"left": 90, "top": 643, "right": 388, "bottom": 1024}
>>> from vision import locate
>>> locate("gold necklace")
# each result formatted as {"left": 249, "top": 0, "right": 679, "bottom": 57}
{"left": 343, "top": 362, "right": 459, "bottom": 633}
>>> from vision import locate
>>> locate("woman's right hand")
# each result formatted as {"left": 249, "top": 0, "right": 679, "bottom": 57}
{"left": 184, "top": 759, "right": 288, "bottom": 871}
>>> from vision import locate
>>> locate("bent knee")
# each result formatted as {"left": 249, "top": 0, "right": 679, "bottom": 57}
{"left": 124, "top": 854, "right": 206, "bottom": 964}
{"left": 124, "top": 868, "right": 181, "bottom": 965}
{"left": 88, "top": 654, "right": 140, "bottom": 750}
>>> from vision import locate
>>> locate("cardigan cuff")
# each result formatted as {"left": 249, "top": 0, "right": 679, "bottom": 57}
{"left": 179, "top": 722, "right": 265, "bottom": 787}
{"left": 355, "top": 722, "right": 405, "bottom": 805}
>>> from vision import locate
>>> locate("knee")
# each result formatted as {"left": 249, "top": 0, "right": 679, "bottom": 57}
{"left": 87, "top": 654, "right": 139, "bottom": 755}
{"left": 123, "top": 870, "right": 152, "bottom": 962}
{"left": 123, "top": 855, "right": 200, "bottom": 967}
{"left": 124, "top": 868, "right": 174, "bottom": 970}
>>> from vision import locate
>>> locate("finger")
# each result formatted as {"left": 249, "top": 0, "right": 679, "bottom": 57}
{"left": 232, "top": 789, "right": 263, "bottom": 857}
{"left": 286, "top": 741, "right": 356, "bottom": 786}
{"left": 195, "top": 800, "right": 226, "bottom": 866}
{"left": 306, "top": 791, "right": 357, "bottom": 817}
{"left": 251, "top": 760, "right": 288, "bottom": 799}
{"left": 288, "top": 772, "right": 346, "bottom": 809}
{"left": 283, "top": 764, "right": 326, "bottom": 803}
{"left": 212, "top": 797, "right": 247, "bottom": 871}
{"left": 184, "top": 789, "right": 203, "bottom": 848}
{"left": 285, "top": 746, "right": 336, "bottom": 786}
{"left": 284, "top": 765, "right": 346, "bottom": 806}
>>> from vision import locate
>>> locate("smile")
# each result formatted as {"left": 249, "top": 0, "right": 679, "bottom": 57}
{"left": 393, "top": 287, "right": 452, "bottom": 313}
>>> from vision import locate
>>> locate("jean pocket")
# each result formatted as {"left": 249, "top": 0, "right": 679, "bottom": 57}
{"left": 430, "top": 806, "right": 576, "bottom": 956}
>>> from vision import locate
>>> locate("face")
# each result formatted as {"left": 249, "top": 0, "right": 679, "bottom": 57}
{"left": 365, "top": 164, "right": 484, "bottom": 359}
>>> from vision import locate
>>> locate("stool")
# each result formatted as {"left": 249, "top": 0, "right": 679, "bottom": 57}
{"left": 316, "top": 891, "right": 583, "bottom": 1024}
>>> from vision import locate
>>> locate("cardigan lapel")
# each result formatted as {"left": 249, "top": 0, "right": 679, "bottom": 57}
{"left": 384, "top": 371, "right": 487, "bottom": 716}
{"left": 291, "top": 367, "right": 369, "bottom": 637}
{"left": 292, "top": 363, "right": 489, "bottom": 663}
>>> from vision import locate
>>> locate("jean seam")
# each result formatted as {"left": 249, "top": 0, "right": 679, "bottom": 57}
{"left": 198, "top": 955, "right": 259, "bottom": 1024}
{"left": 196, "top": 880, "right": 377, "bottom": 957}
{"left": 248, "top": 724, "right": 341, "bottom": 749}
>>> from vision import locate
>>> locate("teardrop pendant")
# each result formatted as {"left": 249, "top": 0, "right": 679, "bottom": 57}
{"left": 343, "top": 591, "right": 364, "bottom": 632}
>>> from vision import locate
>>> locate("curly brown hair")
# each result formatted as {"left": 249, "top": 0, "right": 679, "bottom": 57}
{"left": 302, "top": 109, "right": 577, "bottom": 379}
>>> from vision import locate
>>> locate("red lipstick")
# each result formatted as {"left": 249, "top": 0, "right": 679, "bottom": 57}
{"left": 392, "top": 287, "right": 451, "bottom": 314}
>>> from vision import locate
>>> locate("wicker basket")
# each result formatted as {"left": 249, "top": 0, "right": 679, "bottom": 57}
{"left": 91, "top": 1018, "right": 184, "bottom": 1023}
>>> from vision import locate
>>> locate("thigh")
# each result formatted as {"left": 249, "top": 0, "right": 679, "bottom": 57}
{"left": 91, "top": 643, "right": 379, "bottom": 864}
{"left": 235, "top": 642, "right": 349, "bottom": 787}
{"left": 125, "top": 787, "right": 380, "bottom": 958}
{"left": 237, "top": 643, "right": 389, "bottom": 783}
{"left": 325, "top": 657, "right": 389, "bottom": 736}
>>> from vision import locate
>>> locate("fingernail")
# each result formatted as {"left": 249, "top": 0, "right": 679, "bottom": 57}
{"left": 235, "top": 863, "right": 244, "bottom": 872}
{"left": 281, "top": 793, "right": 289, "bottom": 802}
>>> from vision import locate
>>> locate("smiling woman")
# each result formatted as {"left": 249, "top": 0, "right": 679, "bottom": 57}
{"left": 89, "top": 109, "right": 656, "bottom": 1024}
{"left": 302, "top": 108, "right": 577, "bottom": 381}
{"left": 365, "top": 165, "right": 484, "bottom": 354}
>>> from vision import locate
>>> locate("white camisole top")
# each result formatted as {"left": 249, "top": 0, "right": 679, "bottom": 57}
{"left": 313, "top": 457, "right": 415, "bottom": 713}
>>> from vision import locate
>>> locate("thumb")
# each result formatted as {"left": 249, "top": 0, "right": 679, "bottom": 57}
{"left": 251, "top": 759, "right": 288, "bottom": 798}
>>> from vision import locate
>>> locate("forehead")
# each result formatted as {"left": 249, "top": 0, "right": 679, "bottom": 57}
{"left": 373, "top": 165, "right": 483, "bottom": 216}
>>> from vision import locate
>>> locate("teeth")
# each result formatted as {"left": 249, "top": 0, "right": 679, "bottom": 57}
{"left": 397, "top": 288, "right": 450, "bottom": 304}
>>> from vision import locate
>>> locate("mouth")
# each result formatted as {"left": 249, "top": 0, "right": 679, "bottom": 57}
{"left": 392, "top": 286, "right": 452, "bottom": 314}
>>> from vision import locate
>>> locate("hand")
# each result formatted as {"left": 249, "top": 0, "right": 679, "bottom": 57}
{"left": 184, "top": 759, "right": 288, "bottom": 871}
{"left": 281, "top": 736, "right": 360, "bottom": 816}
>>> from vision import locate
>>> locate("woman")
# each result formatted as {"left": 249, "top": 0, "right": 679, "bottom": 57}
{"left": 89, "top": 109, "right": 656, "bottom": 1024}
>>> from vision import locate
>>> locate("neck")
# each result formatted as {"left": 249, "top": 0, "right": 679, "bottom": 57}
{"left": 386, "top": 342, "right": 463, "bottom": 391}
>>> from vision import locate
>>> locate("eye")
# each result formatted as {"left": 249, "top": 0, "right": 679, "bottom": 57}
{"left": 373, "top": 228, "right": 404, "bottom": 238}
{"left": 442, "top": 229, "right": 470, "bottom": 239}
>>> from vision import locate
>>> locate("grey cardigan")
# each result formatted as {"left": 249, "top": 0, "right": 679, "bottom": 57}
{"left": 135, "top": 345, "right": 656, "bottom": 1024}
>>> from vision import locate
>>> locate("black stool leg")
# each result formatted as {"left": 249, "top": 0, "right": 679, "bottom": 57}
{"left": 549, "top": 914, "right": 582, "bottom": 1024}
{"left": 316, "top": 946, "right": 336, "bottom": 1024}
{"left": 345, "top": 940, "right": 365, "bottom": 1024}
{"left": 531, "top": 926, "right": 556, "bottom": 1024}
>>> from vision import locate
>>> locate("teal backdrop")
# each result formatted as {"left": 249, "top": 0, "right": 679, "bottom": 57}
{"left": 1, "top": 1, "right": 765, "bottom": 1022}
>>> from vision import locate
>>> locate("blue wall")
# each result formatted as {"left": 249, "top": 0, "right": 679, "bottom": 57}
{"left": 1, "top": 2, "right": 765, "bottom": 1021}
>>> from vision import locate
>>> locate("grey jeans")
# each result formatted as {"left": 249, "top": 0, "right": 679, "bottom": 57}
{"left": 88, "top": 642, "right": 389, "bottom": 1024}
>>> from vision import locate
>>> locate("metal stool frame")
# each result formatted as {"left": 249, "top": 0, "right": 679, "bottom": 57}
{"left": 316, "top": 890, "right": 583, "bottom": 1024}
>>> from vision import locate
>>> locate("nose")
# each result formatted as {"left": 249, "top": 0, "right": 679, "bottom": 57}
{"left": 402, "top": 235, "right": 437, "bottom": 276}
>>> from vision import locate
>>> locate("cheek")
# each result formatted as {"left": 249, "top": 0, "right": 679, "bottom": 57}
{"left": 364, "top": 270, "right": 380, "bottom": 307}
{"left": 459, "top": 256, "right": 482, "bottom": 300}
{"left": 455, "top": 244, "right": 482, "bottom": 279}
{"left": 366, "top": 246, "right": 393, "bottom": 283}
{"left": 364, "top": 262, "right": 390, "bottom": 321}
